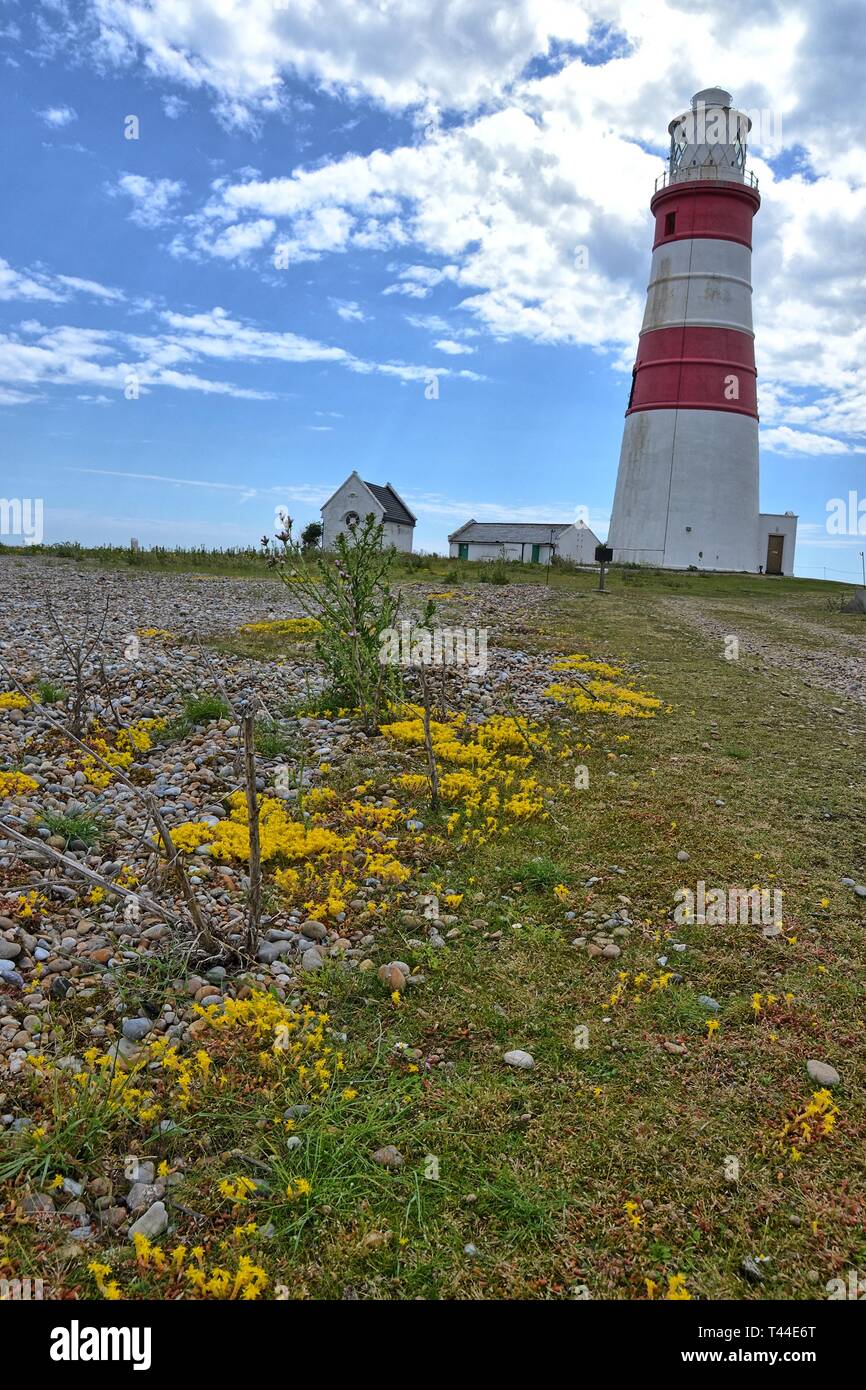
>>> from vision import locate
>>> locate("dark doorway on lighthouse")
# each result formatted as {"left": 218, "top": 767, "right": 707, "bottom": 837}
{"left": 766, "top": 534, "right": 784, "bottom": 575}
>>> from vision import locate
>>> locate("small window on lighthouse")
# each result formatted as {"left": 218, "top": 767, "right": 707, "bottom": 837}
{"left": 664, "top": 211, "right": 677, "bottom": 236}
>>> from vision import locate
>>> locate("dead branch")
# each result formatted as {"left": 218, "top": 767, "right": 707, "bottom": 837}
{"left": 0, "top": 819, "right": 183, "bottom": 926}
{"left": 419, "top": 666, "right": 441, "bottom": 814}
{"left": 240, "top": 706, "right": 262, "bottom": 954}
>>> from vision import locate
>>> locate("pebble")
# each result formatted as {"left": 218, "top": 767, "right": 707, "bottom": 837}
{"left": 121, "top": 1017, "right": 153, "bottom": 1042}
{"left": 128, "top": 1201, "right": 168, "bottom": 1240}
{"left": 371, "top": 1145, "right": 404, "bottom": 1169}
{"left": 503, "top": 1049, "right": 534, "bottom": 1070}
{"left": 806, "top": 1059, "right": 840, "bottom": 1087}
{"left": 740, "top": 1255, "right": 767, "bottom": 1284}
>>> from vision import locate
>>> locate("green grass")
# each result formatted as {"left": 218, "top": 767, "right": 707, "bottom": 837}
{"left": 254, "top": 717, "right": 297, "bottom": 760}
{"left": 36, "top": 680, "right": 67, "bottom": 705}
{"left": 183, "top": 693, "right": 230, "bottom": 724}
{"left": 39, "top": 809, "right": 105, "bottom": 847}
{"left": 4, "top": 538, "right": 858, "bottom": 601}
{"left": 158, "top": 691, "right": 231, "bottom": 741}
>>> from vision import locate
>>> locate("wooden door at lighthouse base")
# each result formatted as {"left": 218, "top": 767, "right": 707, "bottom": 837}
{"left": 766, "top": 534, "right": 784, "bottom": 575}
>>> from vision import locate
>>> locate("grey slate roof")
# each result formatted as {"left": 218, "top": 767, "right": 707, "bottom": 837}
{"left": 448, "top": 521, "right": 576, "bottom": 544}
{"left": 364, "top": 482, "right": 416, "bottom": 526}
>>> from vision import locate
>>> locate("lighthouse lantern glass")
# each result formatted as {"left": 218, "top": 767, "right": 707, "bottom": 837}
{"left": 667, "top": 91, "right": 752, "bottom": 185}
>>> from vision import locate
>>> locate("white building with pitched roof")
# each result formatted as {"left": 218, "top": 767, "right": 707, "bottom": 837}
{"left": 321, "top": 471, "right": 416, "bottom": 552}
{"left": 447, "top": 520, "right": 600, "bottom": 565}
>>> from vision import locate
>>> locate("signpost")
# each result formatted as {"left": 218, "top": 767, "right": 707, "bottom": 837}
{"left": 595, "top": 544, "right": 613, "bottom": 593}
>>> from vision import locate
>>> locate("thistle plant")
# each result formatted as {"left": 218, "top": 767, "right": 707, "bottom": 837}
{"left": 264, "top": 512, "right": 403, "bottom": 729}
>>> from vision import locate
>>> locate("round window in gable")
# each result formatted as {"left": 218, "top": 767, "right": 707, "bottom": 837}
{"left": 344, "top": 511, "right": 360, "bottom": 528}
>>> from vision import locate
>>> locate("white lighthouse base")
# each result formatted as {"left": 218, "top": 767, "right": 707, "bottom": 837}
{"left": 607, "top": 408, "right": 761, "bottom": 571}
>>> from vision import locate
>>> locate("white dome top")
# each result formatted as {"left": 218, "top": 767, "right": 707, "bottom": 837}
{"left": 692, "top": 87, "right": 733, "bottom": 109}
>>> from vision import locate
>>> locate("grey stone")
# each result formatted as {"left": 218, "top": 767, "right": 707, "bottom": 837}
{"left": 122, "top": 1017, "right": 153, "bottom": 1042}
{"left": 806, "top": 1059, "right": 840, "bottom": 1087}
{"left": 127, "top": 1182, "right": 159, "bottom": 1212}
{"left": 301, "top": 920, "right": 327, "bottom": 941}
{"left": 372, "top": 1145, "right": 404, "bottom": 1169}
{"left": 20, "top": 1192, "right": 55, "bottom": 1217}
{"left": 0, "top": 940, "right": 22, "bottom": 960}
{"left": 698, "top": 996, "right": 720, "bottom": 1012}
{"left": 741, "top": 1256, "right": 767, "bottom": 1284}
{"left": 128, "top": 1201, "right": 168, "bottom": 1241}
{"left": 107, "top": 1037, "right": 145, "bottom": 1070}
{"left": 257, "top": 940, "right": 292, "bottom": 964}
{"left": 503, "top": 1049, "right": 534, "bottom": 1070}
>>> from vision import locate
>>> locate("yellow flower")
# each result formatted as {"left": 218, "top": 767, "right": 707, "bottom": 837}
{"left": 666, "top": 1273, "right": 692, "bottom": 1301}
{"left": 218, "top": 1176, "right": 257, "bottom": 1203}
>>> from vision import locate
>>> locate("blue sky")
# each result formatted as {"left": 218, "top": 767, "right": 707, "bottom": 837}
{"left": 1, "top": 0, "right": 865, "bottom": 580}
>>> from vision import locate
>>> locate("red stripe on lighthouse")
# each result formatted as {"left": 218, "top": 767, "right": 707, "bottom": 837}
{"left": 651, "top": 181, "right": 760, "bottom": 251}
{"left": 626, "top": 324, "right": 758, "bottom": 418}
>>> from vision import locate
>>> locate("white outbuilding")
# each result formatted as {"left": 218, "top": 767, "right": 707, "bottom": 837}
{"left": 321, "top": 471, "right": 416, "bottom": 552}
{"left": 448, "top": 520, "right": 600, "bottom": 565}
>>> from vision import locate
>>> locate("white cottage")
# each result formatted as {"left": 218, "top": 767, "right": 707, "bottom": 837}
{"left": 321, "top": 471, "right": 416, "bottom": 552}
{"left": 448, "top": 520, "right": 600, "bottom": 565}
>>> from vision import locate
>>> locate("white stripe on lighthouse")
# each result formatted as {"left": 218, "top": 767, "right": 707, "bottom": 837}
{"left": 607, "top": 409, "right": 760, "bottom": 569}
{"left": 642, "top": 238, "right": 754, "bottom": 335}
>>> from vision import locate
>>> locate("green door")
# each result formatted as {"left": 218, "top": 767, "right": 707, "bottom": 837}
{"left": 458, "top": 544, "right": 469, "bottom": 560}
{"left": 531, "top": 544, "right": 541, "bottom": 564}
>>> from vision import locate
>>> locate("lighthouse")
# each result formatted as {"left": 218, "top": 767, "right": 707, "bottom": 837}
{"left": 607, "top": 88, "right": 797, "bottom": 574}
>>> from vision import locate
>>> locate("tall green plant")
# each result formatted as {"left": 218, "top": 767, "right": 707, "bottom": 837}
{"left": 264, "top": 513, "right": 403, "bottom": 728}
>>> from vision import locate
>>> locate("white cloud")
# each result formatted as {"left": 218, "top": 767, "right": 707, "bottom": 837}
{"left": 88, "top": 0, "right": 595, "bottom": 115}
{"left": 330, "top": 298, "right": 369, "bottom": 322}
{"left": 68, "top": 466, "right": 333, "bottom": 504}
{"left": 55, "top": 274, "right": 125, "bottom": 303}
{"left": 761, "top": 426, "right": 853, "bottom": 456}
{"left": 112, "top": 173, "right": 185, "bottom": 228}
{"left": 434, "top": 339, "right": 474, "bottom": 355}
{"left": 38, "top": 104, "right": 77, "bottom": 127}
{"left": 0, "top": 295, "right": 479, "bottom": 405}
{"left": 162, "top": 94, "right": 188, "bottom": 119}
{"left": 0, "top": 257, "right": 123, "bottom": 304}
{"left": 200, "top": 218, "right": 276, "bottom": 259}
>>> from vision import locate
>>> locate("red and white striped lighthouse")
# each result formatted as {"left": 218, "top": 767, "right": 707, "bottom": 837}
{"left": 608, "top": 88, "right": 780, "bottom": 572}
